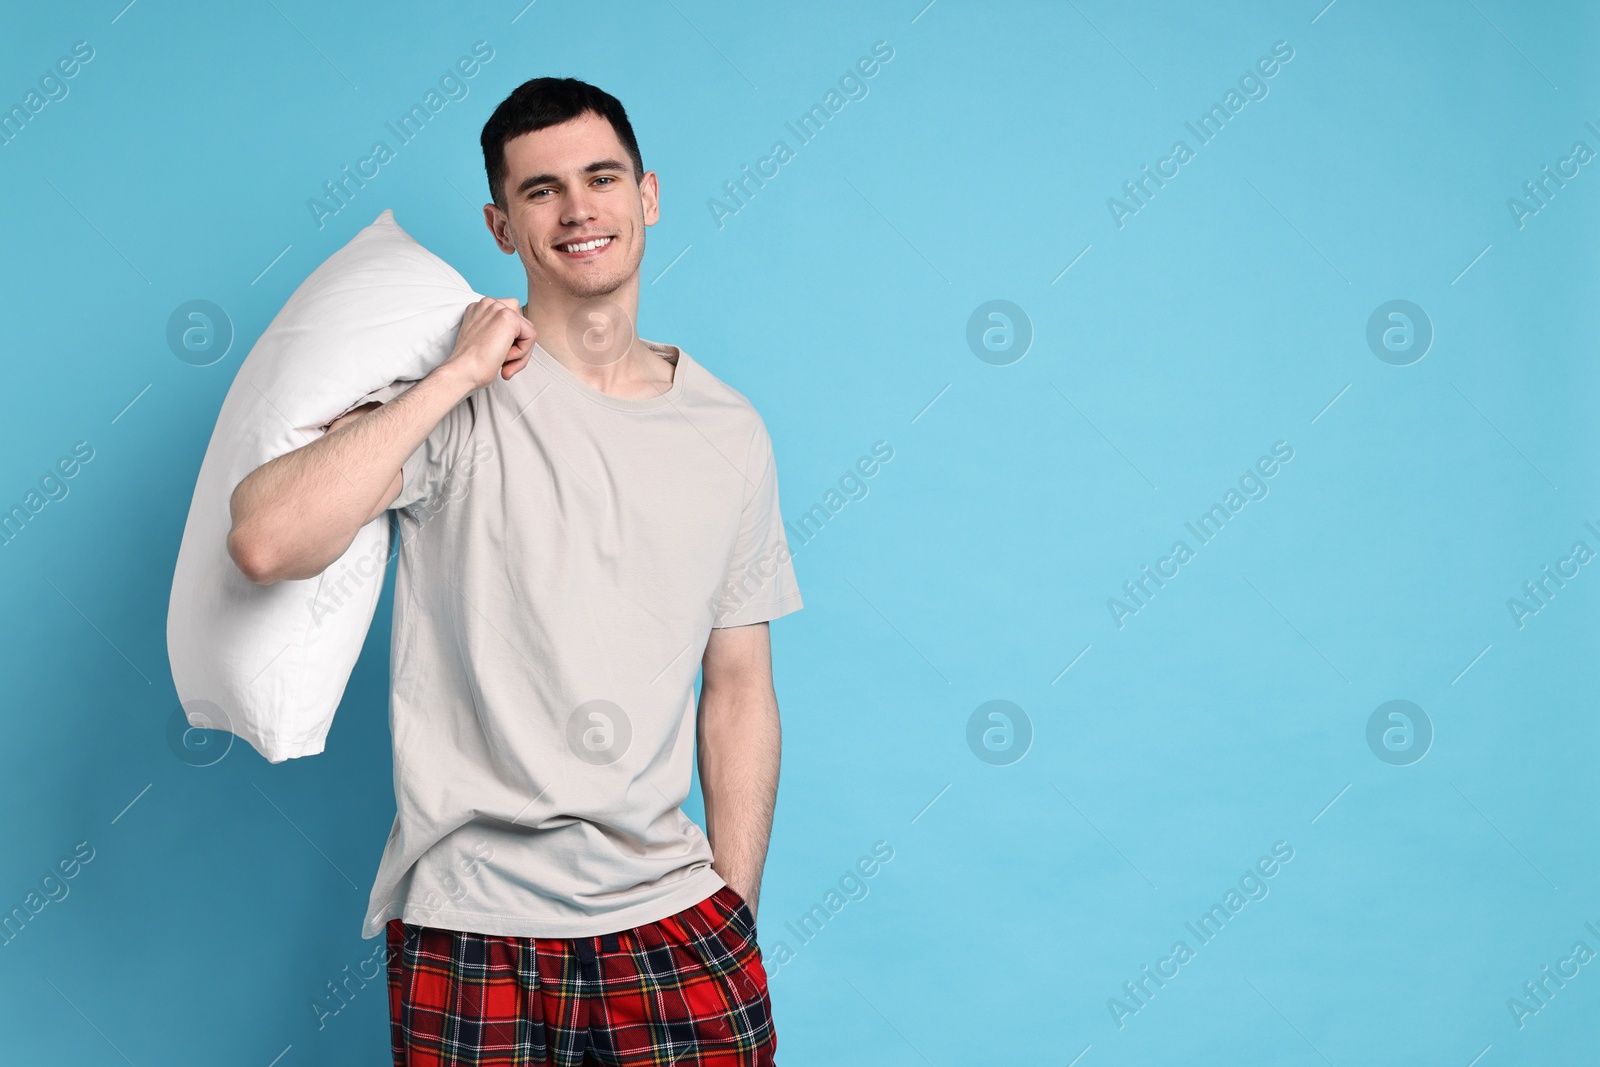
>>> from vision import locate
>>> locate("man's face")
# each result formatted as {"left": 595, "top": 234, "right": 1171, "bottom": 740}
{"left": 489, "top": 110, "right": 658, "bottom": 300}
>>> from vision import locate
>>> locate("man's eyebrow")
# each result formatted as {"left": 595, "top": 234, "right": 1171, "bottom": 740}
{"left": 513, "top": 159, "right": 630, "bottom": 196}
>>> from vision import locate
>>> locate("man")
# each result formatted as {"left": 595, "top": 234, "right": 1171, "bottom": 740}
{"left": 225, "top": 77, "right": 801, "bottom": 1065}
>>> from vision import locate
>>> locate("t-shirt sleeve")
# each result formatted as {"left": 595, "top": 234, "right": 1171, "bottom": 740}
{"left": 389, "top": 389, "right": 477, "bottom": 514}
{"left": 712, "top": 422, "right": 803, "bottom": 628}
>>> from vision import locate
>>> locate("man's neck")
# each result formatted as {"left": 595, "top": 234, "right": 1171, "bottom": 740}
{"left": 521, "top": 290, "right": 673, "bottom": 399}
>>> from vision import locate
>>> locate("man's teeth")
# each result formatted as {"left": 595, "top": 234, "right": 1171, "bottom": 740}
{"left": 559, "top": 237, "right": 612, "bottom": 253}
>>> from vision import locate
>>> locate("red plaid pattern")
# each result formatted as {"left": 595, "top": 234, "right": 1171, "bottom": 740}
{"left": 385, "top": 885, "right": 774, "bottom": 1066}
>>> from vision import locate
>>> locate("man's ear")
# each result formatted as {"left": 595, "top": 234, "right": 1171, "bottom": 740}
{"left": 641, "top": 170, "right": 661, "bottom": 226}
{"left": 480, "top": 203, "right": 518, "bottom": 255}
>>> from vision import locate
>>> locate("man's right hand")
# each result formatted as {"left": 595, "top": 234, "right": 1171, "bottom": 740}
{"left": 441, "top": 297, "right": 537, "bottom": 390}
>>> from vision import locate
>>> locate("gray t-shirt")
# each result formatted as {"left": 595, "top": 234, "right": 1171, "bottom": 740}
{"left": 360, "top": 338, "right": 802, "bottom": 939}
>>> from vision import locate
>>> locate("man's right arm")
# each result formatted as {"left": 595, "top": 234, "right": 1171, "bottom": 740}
{"left": 225, "top": 297, "right": 535, "bottom": 585}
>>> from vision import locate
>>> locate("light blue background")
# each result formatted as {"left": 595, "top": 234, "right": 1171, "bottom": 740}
{"left": 1, "top": 1, "right": 1596, "bottom": 1064}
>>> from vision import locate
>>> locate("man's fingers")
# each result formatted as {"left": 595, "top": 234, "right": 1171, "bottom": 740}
{"left": 503, "top": 309, "right": 536, "bottom": 359}
{"left": 461, "top": 298, "right": 534, "bottom": 380}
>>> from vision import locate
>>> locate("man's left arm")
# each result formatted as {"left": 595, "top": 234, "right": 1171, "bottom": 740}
{"left": 697, "top": 620, "right": 781, "bottom": 919}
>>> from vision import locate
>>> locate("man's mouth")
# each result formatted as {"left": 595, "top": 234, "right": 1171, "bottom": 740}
{"left": 555, "top": 235, "right": 615, "bottom": 258}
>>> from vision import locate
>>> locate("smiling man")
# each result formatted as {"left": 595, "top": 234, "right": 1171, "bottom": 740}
{"left": 225, "top": 77, "right": 801, "bottom": 1066}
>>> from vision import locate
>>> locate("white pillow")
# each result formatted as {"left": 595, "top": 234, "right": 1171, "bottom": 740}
{"left": 167, "top": 209, "right": 483, "bottom": 763}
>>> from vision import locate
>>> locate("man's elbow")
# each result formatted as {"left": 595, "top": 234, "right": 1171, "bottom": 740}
{"left": 227, "top": 524, "right": 280, "bottom": 585}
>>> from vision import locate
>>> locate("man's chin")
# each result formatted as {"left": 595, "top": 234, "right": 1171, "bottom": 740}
{"left": 555, "top": 273, "right": 630, "bottom": 300}
{"left": 575, "top": 277, "right": 624, "bottom": 297}
{"left": 530, "top": 252, "right": 640, "bottom": 299}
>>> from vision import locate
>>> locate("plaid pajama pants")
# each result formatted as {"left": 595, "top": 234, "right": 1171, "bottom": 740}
{"left": 385, "top": 885, "right": 775, "bottom": 1066}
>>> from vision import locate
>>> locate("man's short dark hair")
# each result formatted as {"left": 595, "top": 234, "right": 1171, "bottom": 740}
{"left": 480, "top": 77, "right": 644, "bottom": 213}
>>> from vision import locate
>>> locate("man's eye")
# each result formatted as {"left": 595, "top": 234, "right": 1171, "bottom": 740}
{"left": 594, "top": 176, "right": 614, "bottom": 186}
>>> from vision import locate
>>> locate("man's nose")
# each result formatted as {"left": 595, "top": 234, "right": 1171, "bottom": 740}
{"left": 561, "top": 189, "right": 598, "bottom": 225}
